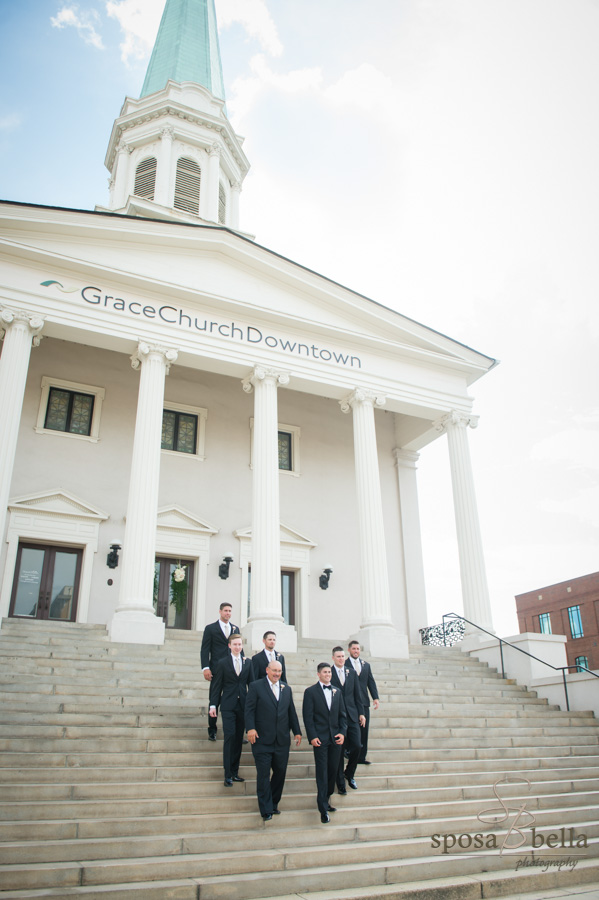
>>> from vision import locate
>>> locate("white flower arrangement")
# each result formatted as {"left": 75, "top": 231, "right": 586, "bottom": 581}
{"left": 173, "top": 566, "right": 186, "bottom": 582}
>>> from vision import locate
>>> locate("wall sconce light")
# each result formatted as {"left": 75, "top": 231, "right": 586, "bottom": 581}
{"left": 319, "top": 568, "right": 333, "bottom": 590}
{"left": 106, "top": 543, "right": 121, "bottom": 569}
{"left": 219, "top": 556, "right": 234, "bottom": 580}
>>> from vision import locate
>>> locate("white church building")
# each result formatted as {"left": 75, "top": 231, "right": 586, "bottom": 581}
{"left": 0, "top": 0, "right": 497, "bottom": 657}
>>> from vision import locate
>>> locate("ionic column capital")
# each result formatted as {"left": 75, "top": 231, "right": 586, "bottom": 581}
{"left": 434, "top": 410, "right": 479, "bottom": 433}
{"left": 130, "top": 342, "right": 178, "bottom": 374}
{"left": 339, "top": 388, "right": 386, "bottom": 414}
{"left": 231, "top": 181, "right": 242, "bottom": 193}
{"left": 0, "top": 308, "right": 44, "bottom": 347}
{"left": 209, "top": 142, "right": 222, "bottom": 158}
{"left": 242, "top": 366, "right": 290, "bottom": 394}
{"left": 160, "top": 125, "right": 174, "bottom": 140}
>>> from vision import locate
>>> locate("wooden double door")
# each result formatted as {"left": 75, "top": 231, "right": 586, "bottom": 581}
{"left": 9, "top": 543, "right": 82, "bottom": 621}
{"left": 153, "top": 557, "right": 194, "bottom": 630}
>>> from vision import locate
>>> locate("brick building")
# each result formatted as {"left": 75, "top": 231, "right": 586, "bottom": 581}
{"left": 515, "top": 571, "right": 599, "bottom": 672}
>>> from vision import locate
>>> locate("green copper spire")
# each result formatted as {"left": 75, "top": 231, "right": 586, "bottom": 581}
{"left": 140, "top": 0, "right": 226, "bottom": 102}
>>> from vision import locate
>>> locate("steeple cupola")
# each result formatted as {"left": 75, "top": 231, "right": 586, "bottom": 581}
{"left": 99, "top": 0, "right": 249, "bottom": 230}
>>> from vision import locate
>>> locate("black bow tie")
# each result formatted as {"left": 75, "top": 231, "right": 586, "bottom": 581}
{"left": 322, "top": 685, "right": 332, "bottom": 690}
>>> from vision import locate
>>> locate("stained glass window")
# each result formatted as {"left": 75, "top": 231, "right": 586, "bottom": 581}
{"left": 45, "top": 388, "right": 94, "bottom": 436}
{"left": 278, "top": 431, "right": 292, "bottom": 470}
{"left": 162, "top": 409, "right": 198, "bottom": 454}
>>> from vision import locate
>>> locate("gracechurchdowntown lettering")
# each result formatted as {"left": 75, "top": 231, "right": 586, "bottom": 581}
{"left": 80, "top": 286, "right": 362, "bottom": 369}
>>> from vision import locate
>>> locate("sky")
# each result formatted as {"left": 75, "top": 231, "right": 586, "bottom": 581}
{"left": 1, "top": 0, "right": 598, "bottom": 638}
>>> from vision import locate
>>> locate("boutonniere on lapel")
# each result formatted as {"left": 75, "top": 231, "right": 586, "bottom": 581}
{"left": 344, "top": 667, "right": 350, "bottom": 677}
{"left": 331, "top": 688, "right": 337, "bottom": 696}
{"left": 280, "top": 684, "right": 285, "bottom": 692}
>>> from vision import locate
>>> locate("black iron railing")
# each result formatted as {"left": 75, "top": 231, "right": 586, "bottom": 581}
{"left": 428, "top": 612, "right": 599, "bottom": 711}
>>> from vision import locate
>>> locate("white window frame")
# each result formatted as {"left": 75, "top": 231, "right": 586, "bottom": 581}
{"left": 161, "top": 401, "right": 208, "bottom": 461}
{"left": 35, "top": 376, "right": 105, "bottom": 443}
{"left": 249, "top": 419, "right": 301, "bottom": 476}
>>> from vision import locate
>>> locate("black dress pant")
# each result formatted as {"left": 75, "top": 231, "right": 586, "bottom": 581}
{"left": 338, "top": 718, "right": 361, "bottom": 786}
{"left": 313, "top": 740, "right": 342, "bottom": 814}
{"left": 221, "top": 705, "right": 244, "bottom": 778}
{"left": 358, "top": 707, "right": 370, "bottom": 762}
{"left": 252, "top": 742, "right": 289, "bottom": 816}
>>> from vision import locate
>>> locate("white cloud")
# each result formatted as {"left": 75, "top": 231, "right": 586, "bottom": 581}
{"left": 228, "top": 54, "right": 322, "bottom": 123}
{"left": 217, "top": 0, "right": 282, "bottom": 57}
{"left": 538, "top": 486, "right": 599, "bottom": 529}
{"left": 323, "top": 63, "right": 396, "bottom": 120}
{"left": 51, "top": 6, "right": 105, "bottom": 50}
{"left": 105, "top": 0, "right": 163, "bottom": 63}
{"left": 0, "top": 113, "right": 22, "bottom": 132}
{"left": 531, "top": 428, "right": 599, "bottom": 471}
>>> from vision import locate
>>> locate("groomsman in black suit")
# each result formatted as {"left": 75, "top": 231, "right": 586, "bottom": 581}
{"left": 209, "top": 634, "right": 254, "bottom": 785}
{"left": 251, "top": 631, "right": 287, "bottom": 684}
{"left": 201, "top": 602, "right": 241, "bottom": 741}
{"left": 245, "top": 660, "right": 301, "bottom": 820}
{"left": 347, "top": 640, "right": 380, "bottom": 765}
{"left": 302, "top": 663, "right": 347, "bottom": 823}
{"left": 330, "top": 646, "right": 365, "bottom": 793}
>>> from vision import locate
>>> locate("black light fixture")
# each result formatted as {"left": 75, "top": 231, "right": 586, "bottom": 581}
{"left": 106, "top": 543, "right": 121, "bottom": 569}
{"left": 319, "top": 567, "right": 333, "bottom": 590}
{"left": 219, "top": 556, "right": 234, "bottom": 580}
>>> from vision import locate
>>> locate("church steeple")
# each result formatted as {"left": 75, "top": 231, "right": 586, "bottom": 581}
{"left": 140, "top": 0, "right": 225, "bottom": 103}
{"left": 99, "top": 0, "right": 249, "bottom": 231}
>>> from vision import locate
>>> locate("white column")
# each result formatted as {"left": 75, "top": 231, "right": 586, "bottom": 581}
{"left": 108, "top": 342, "right": 178, "bottom": 645}
{"left": 230, "top": 181, "right": 241, "bottom": 230}
{"left": 436, "top": 411, "right": 494, "bottom": 637}
{"left": 394, "top": 448, "right": 428, "bottom": 643}
{"left": 0, "top": 308, "right": 44, "bottom": 556}
{"left": 241, "top": 366, "right": 296, "bottom": 653}
{"left": 205, "top": 144, "right": 221, "bottom": 223}
{"left": 155, "top": 126, "right": 174, "bottom": 207}
{"left": 112, "top": 141, "right": 132, "bottom": 209}
{"left": 340, "top": 389, "right": 408, "bottom": 658}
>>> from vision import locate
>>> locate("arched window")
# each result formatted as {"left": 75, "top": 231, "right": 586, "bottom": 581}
{"left": 174, "top": 157, "right": 201, "bottom": 215}
{"left": 133, "top": 158, "right": 157, "bottom": 200}
{"left": 218, "top": 182, "right": 227, "bottom": 225}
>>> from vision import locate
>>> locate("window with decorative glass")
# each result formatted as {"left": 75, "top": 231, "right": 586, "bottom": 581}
{"left": 567, "top": 605, "right": 584, "bottom": 639}
{"left": 574, "top": 655, "right": 589, "bottom": 673}
{"left": 538, "top": 612, "right": 552, "bottom": 634}
{"left": 161, "top": 409, "right": 198, "bottom": 454}
{"left": 278, "top": 431, "right": 292, "bottom": 471}
{"left": 44, "top": 388, "right": 95, "bottom": 436}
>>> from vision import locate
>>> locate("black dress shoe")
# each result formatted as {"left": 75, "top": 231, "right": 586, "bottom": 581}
{"left": 272, "top": 808, "right": 281, "bottom": 815}
{"left": 345, "top": 776, "right": 358, "bottom": 790}
{"left": 359, "top": 760, "right": 371, "bottom": 765}
{"left": 327, "top": 805, "right": 337, "bottom": 812}
{"left": 262, "top": 813, "right": 272, "bottom": 821}
{"left": 320, "top": 813, "right": 330, "bottom": 824}
{"left": 224, "top": 778, "right": 233, "bottom": 786}
{"left": 208, "top": 734, "right": 216, "bottom": 742}
{"left": 232, "top": 775, "right": 244, "bottom": 782}
{"left": 337, "top": 786, "right": 347, "bottom": 795}
{"left": 242, "top": 739, "right": 249, "bottom": 744}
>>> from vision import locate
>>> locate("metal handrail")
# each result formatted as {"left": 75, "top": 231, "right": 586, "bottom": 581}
{"left": 442, "top": 611, "right": 599, "bottom": 711}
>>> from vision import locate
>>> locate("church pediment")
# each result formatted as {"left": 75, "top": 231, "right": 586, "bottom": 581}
{"left": 8, "top": 490, "right": 108, "bottom": 521}
{"left": 157, "top": 506, "right": 219, "bottom": 535}
{"left": 234, "top": 523, "right": 317, "bottom": 548}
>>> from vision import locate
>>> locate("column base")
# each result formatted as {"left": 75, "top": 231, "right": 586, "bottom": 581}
{"left": 350, "top": 625, "right": 410, "bottom": 660}
{"left": 242, "top": 619, "right": 297, "bottom": 654}
{"left": 108, "top": 609, "right": 165, "bottom": 645}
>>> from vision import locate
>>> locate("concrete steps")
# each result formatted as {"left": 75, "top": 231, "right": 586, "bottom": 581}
{"left": 0, "top": 618, "right": 598, "bottom": 900}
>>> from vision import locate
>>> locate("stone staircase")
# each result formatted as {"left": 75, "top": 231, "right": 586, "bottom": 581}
{"left": 0, "top": 618, "right": 598, "bottom": 900}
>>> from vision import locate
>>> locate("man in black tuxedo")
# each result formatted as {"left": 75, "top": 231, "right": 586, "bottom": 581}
{"left": 348, "top": 640, "right": 380, "bottom": 765}
{"left": 330, "top": 646, "right": 365, "bottom": 793}
{"left": 302, "top": 662, "right": 347, "bottom": 823}
{"left": 201, "top": 602, "right": 241, "bottom": 741}
{"left": 251, "top": 631, "right": 287, "bottom": 684}
{"left": 245, "top": 660, "right": 301, "bottom": 820}
{"left": 209, "top": 634, "right": 254, "bottom": 785}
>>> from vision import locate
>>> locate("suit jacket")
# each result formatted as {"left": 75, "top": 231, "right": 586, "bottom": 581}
{"left": 350, "top": 658, "right": 379, "bottom": 708}
{"left": 251, "top": 649, "right": 287, "bottom": 684}
{"left": 245, "top": 677, "right": 300, "bottom": 746}
{"left": 200, "top": 620, "right": 241, "bottom": 670}
{"left": 209, "top": 653, "right": 254, "bottom": 712}
{"left": 302, "top": 682, "right": 347, "bottom": 745}
{"left": 330, "top": 665, "right": 365, "bottom": 724}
